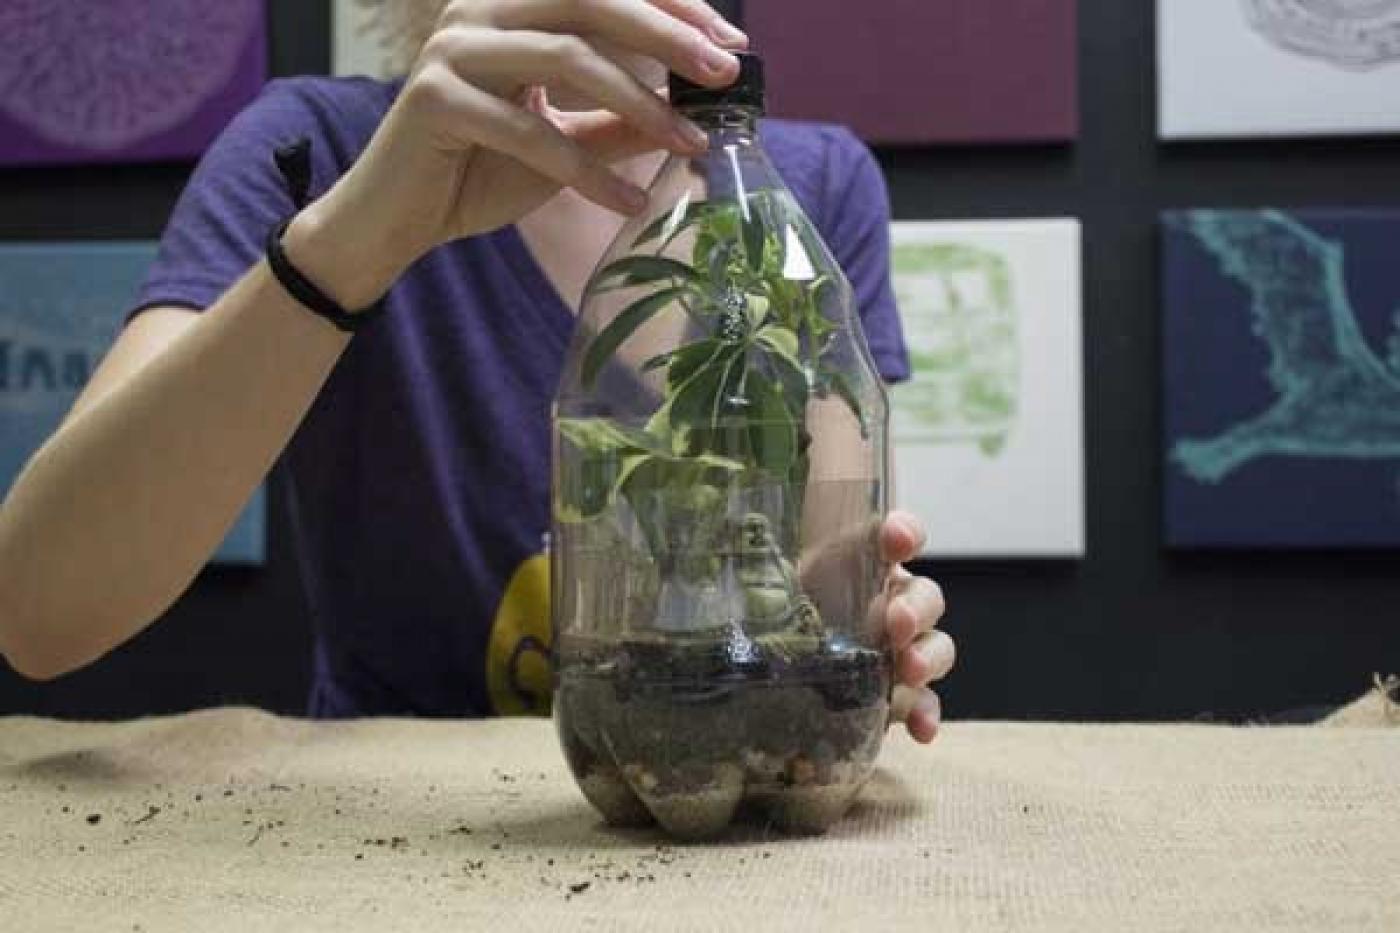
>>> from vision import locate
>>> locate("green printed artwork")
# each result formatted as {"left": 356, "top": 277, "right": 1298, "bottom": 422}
{"left": 890, "top": 219, "right": 1084, "bottom": 558}
{"left": 891, "top": 240, "right": 1019, "bottom": 455}
{"left": 1163, "top": 208, "right": 1400, "bottom": 548}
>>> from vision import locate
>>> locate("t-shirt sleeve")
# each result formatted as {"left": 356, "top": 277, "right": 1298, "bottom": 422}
{"left": 129, "top": 81, "right": 319, "bottom": 319}
{"left": 820, "top": 128, "right": 910, "bottom": 384}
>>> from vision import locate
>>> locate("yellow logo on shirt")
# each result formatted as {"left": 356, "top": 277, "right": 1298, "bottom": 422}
{"left": 486, "top": 554, "right": 554, "bottom": 716}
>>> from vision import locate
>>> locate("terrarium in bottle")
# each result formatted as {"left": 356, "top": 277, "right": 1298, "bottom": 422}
{"left": 551, "top": 53, "right": 892, "bottom": 839}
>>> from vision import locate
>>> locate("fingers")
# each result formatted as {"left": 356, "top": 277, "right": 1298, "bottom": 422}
{"left": 648, "top": 0, "right": 749, "bottom": 47}
{"left": 896, "top": 630, "right": 956, "bottom": 688}
{"left": 493, "top": 0, "right": 743, "bottom": 87}
{"left": 431, "top": 28, "right": 707, "bottom": 153}
{"left": 880, "top": 510, "right": 926, "bottom": 564}
{"left": 408, "top": 66, "right": 647, "bottom": 215}
{"left": 407, "top": 0, "right": 751, "bottom": 220}
{"left": 478, "top": 93, "right": 649, "bottom": 214}
{"left": 890, "top": 685, "right": 941, "bottom": 744}
{"left": 885, "top": 574, "right": 946, "bottom": 650}
{"left": 557, "top": 108, "right": 660, "bottom": 163}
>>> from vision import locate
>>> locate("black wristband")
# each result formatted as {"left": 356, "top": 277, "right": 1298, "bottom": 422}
{"left": 265, "top": 137, "right": 386, "bottom": 334}
{"left": 266, "top": 219, "right": 384, "bottom": 333}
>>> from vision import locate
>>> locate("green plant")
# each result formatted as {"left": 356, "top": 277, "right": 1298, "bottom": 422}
{"left": 559, "top": 193, "right": 864, "bottom": 543}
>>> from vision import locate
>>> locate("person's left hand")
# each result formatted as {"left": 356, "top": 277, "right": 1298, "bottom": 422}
{"left": 876, "top": 511, "right": 952, "bottom": 743}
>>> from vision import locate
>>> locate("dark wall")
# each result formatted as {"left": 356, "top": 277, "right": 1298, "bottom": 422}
{"left": 882, "top": 2, "right": 1400, "bottom": 722}
{"left": 2, "top": 2, "right": 1397, "bottom": 721}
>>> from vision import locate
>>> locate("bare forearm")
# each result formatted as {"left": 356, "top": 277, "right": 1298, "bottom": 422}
{"left": 0, "top": 0, "right": 750, "bottom": 680}
{"left": 0, "top": 258, "right": 352, "bottom": 678}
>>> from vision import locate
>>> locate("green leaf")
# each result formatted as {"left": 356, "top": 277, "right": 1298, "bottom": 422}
{"left": 556, "top": 412, "right": 744, "bottom": 525}
{"left": 764, "top": 277, "right": 802, "bottom": 331}
{"left": 633, "top": 201, "right": 692, "bottom": 248}
{"left": 634, "top": 199, "right": 722, "bottom": 250}
{"left": 688, "top": 203, "right": 742, "bottom": 270}
{"left": 666, "top": 341, "right": 747, "bottom": 455}
{"left": 827, "top": 371, "right": 869, "bottom": 439}
{"left": 668, "top": 353, "right": 730, "bottom": 432}
{"left": 741, "top": 202, "right": 766, "bottom": 272}
{"left": 785, "top": 443, "right": 811, "bottom": 536}
{"left": 581, "top": 285, "right": 688, "bottom": 388}
{"left": 558, "top": 417, "right": 667, "bottom": 457}
{"left": 693, "top": 230, "right": 716, "bottom": 272}
{"left": 704, "top": 349, "right": 750, "bottom": 458}
{"left": 667, "top": 338, "right": 726, "bottom": 391}
{"left": 707, "top": 203, "right": 741, "bottom": 240}
{"left": 616, "top": 455, "right": 741, "bottom": 562}
{"left": 754, "top": 325, "right": 809, "bottom": 408}
{"left": 754, "top": 324, "right": 799, "bottom": 362}
{"left": 706, "top": 240, "right": 734, "bottom": 288}
{"left": 589, "top": 256, "right": 699, "bottom": 292}
{"left": 555, "top": 419, "right": 653, "bottom": 523}
{"left": 760, "top": 196, "right": 788, "bottom": 273}
{"left": 614, "top": 449, "right": 744, "bottom": 502}
{"left": 554, "top": 455, "right": 615, "bottom": 523}
{"left": 646, "top": 339, "right": 739, "bottom": 450}
{"left": 744, "top": 294, "right": 770, "bottom": 330}
{"left": 745, "top": 374, "right": 797, "bottom": 474}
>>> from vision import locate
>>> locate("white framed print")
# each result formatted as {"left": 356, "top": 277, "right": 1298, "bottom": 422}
{"left": 333, "top": 0, "right": 398, "bottom": 79}
{"left": 1158, "top": 0, "right": 1400, "bottom": 139}
{"left": 888, "top": 220, "right": 1085, "bottom": 558}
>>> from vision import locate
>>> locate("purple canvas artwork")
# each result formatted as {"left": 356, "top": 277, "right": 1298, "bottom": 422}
{"left": 747, "top": 0, "right": 1078, "bottom": 145}
{"left": 0, "top": 1, "right": 267, "bottom": 166}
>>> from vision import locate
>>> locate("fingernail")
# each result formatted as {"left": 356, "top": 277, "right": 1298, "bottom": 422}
{"left": 892, "top": 598, "right": 916, "bottom": 643}
{"left": 617, "top": 182, "right": 648, "bottom": 214}
{"left": 911, "top": 637, "right": 933, "bottom": 675}
{"left": 900, "top": 646, "right": 927, "bottom": 686}
{"left": 701, "top": 45, "right": 738, "bottom": 78}
{"left": 710, "top": 19, "right": 748, "bottom": 46}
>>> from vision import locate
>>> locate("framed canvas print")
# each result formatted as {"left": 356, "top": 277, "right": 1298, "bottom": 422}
{"left": 1162, "top": 208, "right": 1400, "bottom": 548}
{"left": 747, "top": 1, "right": 1078, "bottom": 145}
{"left": 0, "top": 1, "right": 268, "bottom": 166}
{"left": 334, "top": 0, "right": 401, "bottom": 79}
{"left": 0, "top": 244, "right": 266, "bottom": 565}
{"left": 890, "top": 220, "right": 1085, "bottom": 558}
{"left": 1158, "top": 0, "right": 1400, "bottom": 139}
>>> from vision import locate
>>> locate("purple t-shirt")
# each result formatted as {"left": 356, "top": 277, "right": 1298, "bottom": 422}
{"left": 134, "top": 77, "right": 909, "bottom": 719}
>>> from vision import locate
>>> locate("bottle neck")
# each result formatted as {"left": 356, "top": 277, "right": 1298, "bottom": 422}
{"left": 681, "top": 105, "right": 760, "bottom": 146}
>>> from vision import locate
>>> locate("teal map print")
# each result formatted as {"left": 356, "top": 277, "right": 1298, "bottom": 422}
{"left": 891, "top": 241, "right": 1019, "bottom": 456}
{"left": 1162, "top": 208, "right": 1400, "bottom": 547}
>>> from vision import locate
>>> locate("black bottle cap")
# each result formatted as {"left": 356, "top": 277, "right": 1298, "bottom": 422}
{"left": 669, "top": 51, "right": 764, "bottom": 112}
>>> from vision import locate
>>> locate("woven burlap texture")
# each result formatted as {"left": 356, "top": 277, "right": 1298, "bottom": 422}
{"left": 1, "top": 709, "right": 1397, "bottom": 932}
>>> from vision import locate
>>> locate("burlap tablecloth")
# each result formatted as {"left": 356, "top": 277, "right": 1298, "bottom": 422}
{"left": 1, "top": 708, "right": 1396, "bottom": 931}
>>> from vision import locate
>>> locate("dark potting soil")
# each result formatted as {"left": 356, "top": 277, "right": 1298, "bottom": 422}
{"left": 555, "top": 630, "right": 891, "bottom": 837}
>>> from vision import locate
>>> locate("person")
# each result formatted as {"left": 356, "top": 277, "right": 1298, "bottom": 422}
{"left": 0, "top": 0, "right": 953, "bottom": 741}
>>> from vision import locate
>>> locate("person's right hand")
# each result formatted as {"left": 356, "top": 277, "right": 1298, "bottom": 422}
{"left": 285, "top": 0, "right": 749, "bottom": 308}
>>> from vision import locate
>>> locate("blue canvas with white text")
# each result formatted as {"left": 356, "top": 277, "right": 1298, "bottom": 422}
{"left": 0, "top": 243, "right": 265, "bottom": 565}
